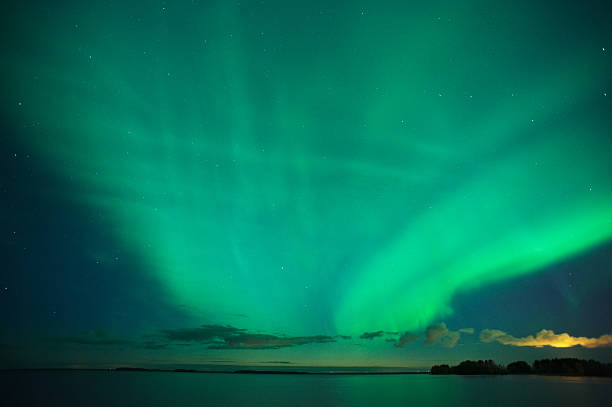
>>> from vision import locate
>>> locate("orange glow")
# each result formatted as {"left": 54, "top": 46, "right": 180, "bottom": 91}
{"left": 480, "top": 329, "right": 612, "bottom": 348}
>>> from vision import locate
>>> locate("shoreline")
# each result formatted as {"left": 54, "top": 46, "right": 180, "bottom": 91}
{"left": 2, "top": 367, "right": 612, "bottom": 378}
{"left": 0, "top": 367, "right": 428, "bottom": 375}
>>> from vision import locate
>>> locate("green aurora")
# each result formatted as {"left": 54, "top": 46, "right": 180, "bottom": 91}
{"left": 1, "top": 0, "right": 612, "bottom": 367}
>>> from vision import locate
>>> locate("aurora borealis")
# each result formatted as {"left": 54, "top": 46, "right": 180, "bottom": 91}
{"left": 1, "top": 0, "right": 612, "bottom": 369}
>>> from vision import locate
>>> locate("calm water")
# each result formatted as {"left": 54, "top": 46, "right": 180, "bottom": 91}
{"left": 2, "top": 371, "right": 612, "bottom": 406}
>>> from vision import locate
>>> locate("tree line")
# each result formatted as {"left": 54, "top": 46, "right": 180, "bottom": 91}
{"left": 431, "top": 358, "right": 612, "bottom": 376}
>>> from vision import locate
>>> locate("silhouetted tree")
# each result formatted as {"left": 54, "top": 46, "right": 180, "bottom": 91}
{"left": 430, "top": 364, "right": 450, "bottom": 374}
{"left": 532, "top": 358, "right": 612, "bottom": 377}
{"left": 431, "top": 358, "right": 612, "bottom": 376}
{"left": 450, "top": 360, "right": 506, "bottom": 375}
{"left": 507, "top": 361, "right": 531, "bottom": 374}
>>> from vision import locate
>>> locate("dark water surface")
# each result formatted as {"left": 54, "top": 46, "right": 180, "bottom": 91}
{"left": 2, "top": 371, "right": 611, "bottom": 406}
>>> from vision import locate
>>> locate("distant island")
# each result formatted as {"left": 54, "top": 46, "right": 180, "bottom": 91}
{"left": 431, "top": 358, "right": 612, "bottom": 377}
{"left": 114, "top": 367, "right": 426, "bottom": 375}
{"left": 113, "top": 359, "right": 612, "bottom": 376}
{"left": 5, "top": 361, "right": 612, "bottom": 377}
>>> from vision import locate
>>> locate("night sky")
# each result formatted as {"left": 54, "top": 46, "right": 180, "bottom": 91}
{"left": 1, "top": 0, "right": 612, "bottom": 369}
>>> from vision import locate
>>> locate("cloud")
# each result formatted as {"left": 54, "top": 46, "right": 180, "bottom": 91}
{"left": 210, "top": 333, "right": 335, "bottom": 350}
{"left": 421, "top": 322, "right": 464, "bottom": 348}
{"left": 360, "top": 331, "right": 384, "bottom": 340}
{"left": 64, "top": 325, "right": 336, "bottom": 351}
{"left": 424, "top": 323, "right": 449, "bottom": 345}
{"left": 392, "top": 323, "right": 468, "bottom": 348}
{"left": 395, "top": 332, "right": 421, "bottom": 348}
{"left": 440, "top": 331, "right": 461, "bottom": 348}
{"left": 338, "top": 335, "right": 352, "bottom": 340}
{"left": 161, "top": 325, "right": 246, "bottom": 342}
{"left": 141, "top": 341, "right": 169, "bottom": 350}
{"left": 480, "top": 329, "right": 612, "bottom": 348}
{"left": 162, "top": 325, "right": 336, "bottom": 350}
{"left": 64, "top": 330, "right": 131, "bottom": 345}
{"left": 480, "top": 329, "right": 506, "bottom": 343}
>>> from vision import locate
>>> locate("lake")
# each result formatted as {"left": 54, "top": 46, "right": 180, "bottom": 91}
{"left": 2, "top": 371, "right": 611, "bottom": 406}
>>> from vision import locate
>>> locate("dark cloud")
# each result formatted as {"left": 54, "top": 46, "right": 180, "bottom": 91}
{"left": 440, "top": 331, "right": 461, "bottom": 348}
{"left": 141, "top": 341, "right": 169, "bottom": 350}
{"left": 360, "top": 331, "right": 384, "bottom": 340}
{"left": 385, "top": 322, "right": 467, "bottom": 348}
{"left": 162, "top": 325, "right": 335, "bottom": 350}
{"left": 425, "top": 323, "right": 449, "bottom": 345}
{"left": 258, "top": 361, "right": 293, "bottom": 364}
{"left": 210, "top": 333, "right": 335, "bottom": 350}
{"left": 358, "top": 324, "right": 466, "bottom": 347}
{"left": 338, "top": 335, "right": 352, "bottom": 340}
{"left": 394, "top": 332, "right": 421, "bottom": 348}
{"left": 162, "top": 325, "right": 246, "bottom": 342}
{"left": 63, "top": 325, "right": 336, "bottom": 351}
